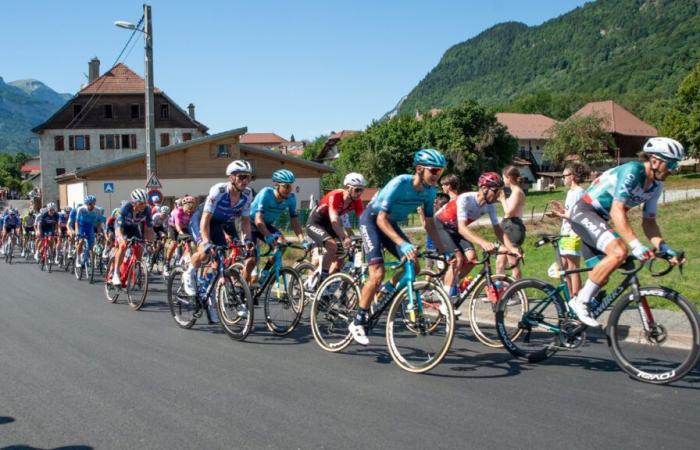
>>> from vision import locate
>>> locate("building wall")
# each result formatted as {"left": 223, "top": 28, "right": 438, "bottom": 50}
{"left": 517, "top": 139, "right": 548, "bottom": 165}
{"left": 65, "top": 182, "right": 87, "bottom": 207}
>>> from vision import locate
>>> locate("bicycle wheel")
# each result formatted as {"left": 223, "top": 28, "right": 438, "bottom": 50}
{"left": 216, "top": 269, "right": 254, "bottom": 340}
{"left": 310, "top": 272, "right": 358, "bottom": 352}
{"left": 47, "top": 246, "right": 54, "bottom": 273}
{"left": 127, "top": 260, "right": 149, "bottom": 310}
{"left": 104, "top": 257, "right": 120, "bottom": 303}
{"left": 89, "top": 251, "right": 97, "bottom": 284}
{"left": 468, "top": 275, "right": 525, "bottom": 348}
{"left": 495, "top": 278, "right": 566, "bottom": 363}
{"left": 263, "top": 267, "right": 304, "bottom": 336}
{"left": 294, "top": 261, "right": 318, "bottom": 307}
{"left": 166, "top": 267, "right": 198, "bottom": 328}
{"left": 4, "top": 240, "right": 11, "bottom": 264}
{"left": 608, "top": 286, "right": 700, "bottom": 384}
{"left": 74, "top": 248, "right": 84, "bottom": 280}
{"left": 386, "top": 281, "right": 455, "bottom": 373}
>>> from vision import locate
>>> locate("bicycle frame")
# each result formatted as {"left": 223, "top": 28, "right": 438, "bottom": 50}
{"left": 193, "top": 246, "right": 228, "bottom": 308}
{"left": 366, "top": 259, "right": 419, "bottom": 330}
{"left": 117, "top": 240, "right": 144, "bottom": 285}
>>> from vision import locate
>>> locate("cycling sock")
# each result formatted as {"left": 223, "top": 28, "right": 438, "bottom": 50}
{"left": 577, "top": 279, "right": 600, "bottom": 304}
{"left": 447, "top": 284, "right": 458, "bottom": 297}
{"left": 354, "top": 307, "right": 369, "bottom": 326}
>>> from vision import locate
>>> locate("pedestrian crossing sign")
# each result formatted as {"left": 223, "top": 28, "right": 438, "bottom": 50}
{"left": 104, "top": 182, "right": 115, "bottom": 193}
{"left": 145, "top": 173, "right": 162, "bottom": 189}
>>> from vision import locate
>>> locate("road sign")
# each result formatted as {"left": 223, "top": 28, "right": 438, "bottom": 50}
{"left": 104, "top": 182, "right": 115, "bottom": 193}
{"left": 145, "top": 173, "right": 162, "bottom": 189}
{"left": 147, "top": 189, "right": 162, "bottom": 205}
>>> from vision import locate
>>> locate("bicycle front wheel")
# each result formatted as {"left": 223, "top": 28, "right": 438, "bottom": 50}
{"left": 468, "top": 275, "right": 524, "bottom": 348}
{"left": 386, "top": 281, "right": 455, "bottom": 373}
{"left": 310, "top": 272, "right": 358, "bottom": 352}
{"left": 263, "top": 267, "right": 304, "bottom": 336}
{"left": 216, "top": 269, "right": 254, "bottom": 341}
{"left": 166, "top": 267, "right": 198, "bottom": 328}
{"left": 127, "top": 260, "right": 149, "bottom": 310}
{"left": 294, "top": 261, "right": 318, "bottom": 307}
{"left": 608, "top": 286, "right": 700, "bottom": 384}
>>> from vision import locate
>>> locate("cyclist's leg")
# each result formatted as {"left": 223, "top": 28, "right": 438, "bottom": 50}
{"left": 306, "top": 221, "right": 338, "bottom": 279}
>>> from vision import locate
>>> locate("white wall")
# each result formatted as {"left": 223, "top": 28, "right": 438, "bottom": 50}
{"left": 66, "top": 181, "right": 87, "bottom": 207}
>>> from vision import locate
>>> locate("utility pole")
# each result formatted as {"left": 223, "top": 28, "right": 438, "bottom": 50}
{"left": 144, "top": 4, "right": 157, "bottom": 184}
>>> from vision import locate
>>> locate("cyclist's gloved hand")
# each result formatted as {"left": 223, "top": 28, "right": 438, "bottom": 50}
{"left": 264, "top": 233, "right": 279, "bottom": 245}
{"left": 658, "top": 243, "right": 678, "bottom": 258}
{"left": 302, "top": 241, "right": 313, "bottom": 251}
{"left": 399, "top": 241, "right": 415, "bottom": 257}
{"left": 630, "top": 239, "right": 654, "bottom": 261}
{"left": 202, "top": 242, "right": 213, "bottom": 254}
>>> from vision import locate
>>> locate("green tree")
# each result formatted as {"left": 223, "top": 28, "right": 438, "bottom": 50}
{"left": 544, "top": 115, "right": 616, "bottom": 166}
{"left": 661, "top": 60, "right": 700, "bottom": 158}
{"left": 300, "top": 134, "right": 328, "bottom": 161}
{"left": 0, "top": 152, "right": 31, "bottom": 193}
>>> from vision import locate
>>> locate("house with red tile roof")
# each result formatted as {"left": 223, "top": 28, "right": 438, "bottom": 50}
{"left": 315, "top": 130, "right": 359, "bottom": 164}
{"left": 496, "top": 113, "right": 559, "bottom": 170}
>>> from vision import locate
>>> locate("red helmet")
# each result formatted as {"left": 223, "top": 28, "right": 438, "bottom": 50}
{"left": 478, "top": 172, "right": 504, "bottom": 189}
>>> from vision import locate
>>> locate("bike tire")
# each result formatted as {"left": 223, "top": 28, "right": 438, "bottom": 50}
{"left": 263, "top": 267, "right": 304, "bottom": 336}
{"left": 166, "top": 267, "right": 198, "bottom": 328}
{"left": 89, "top": 251, "right": 97, "bottom": 284}
{"left": 104, "top": 257, "right": 120, "bottom": 303}
{"left": 495, "top": 278, "right": 566, "bottom": 363}
{"left": 127, "top": 260, "right": 149, "bottom": 311}
{"left": 607, "top": 286, "right": 700, "bottom": 384}
{"left": 468, "top": 275, "right": 525, "bottom": 348}
{"left": 293, "top": 261, "right": 318, "bottom": 307}
{"left": 216, "top": 268, "right": 254, "bottom": 341}
{"left": 310, "top": 272, "right": 358, "bottom": 353}
{"left": 47, "top": 247, "right": 54, "bottom": 273}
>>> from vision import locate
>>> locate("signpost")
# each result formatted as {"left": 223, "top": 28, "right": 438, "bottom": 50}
{"left": 147, "top": 189, "right": 162, "bottom": 206}
{"left": 104, "top": 182, "right": 114, "bottom": 211}
{"left": 145, "top": 173, "right": 162, "bottom": 189}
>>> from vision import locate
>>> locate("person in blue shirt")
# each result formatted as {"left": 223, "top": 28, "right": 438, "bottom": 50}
{"left": 110, "top": 189, "right": 153, "bottom": 286}
{"left": 75, "top": 195, "right": 100, "bottom": 269}
{"left": 35, "top": 203, "right": 60, "bottom": 261}
{"left": 567, "top": 137, "right": 686, "bottom": 327}
{"left": 349, "top": 149, "right": 448, "bottom": 345}
{"left": 66, "top": 204, "right": 80, "bottom": 239}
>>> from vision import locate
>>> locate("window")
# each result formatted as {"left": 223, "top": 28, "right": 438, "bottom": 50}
{"left": 68, "top": 135, "right": 90, "bottom": 151}
{"left": 73, "top": 104, "right": 82, "bottom": 118}
{"left": 99, "top": 134, "right": 121, "bottom": 150}
{"left": 130, "top": 104, "right": 140, "bottom": 119}
{"left": 104, "top": 104, "right": 113, "bottom": 119}
{"left": 183, "top": 132, "right": 192, "bottom": 142}
{"left": 160, "top": 104, "right": 169, "bottom": 119}
{"left": 121, "top": 134, "right": 137, "bottom": 149}
{"left": 56, "top": 168, "right": 65, "bottom": 176}
{"left": 217, "top": 144, "right": 231, "bottom": 158}
{"left": 54, "top": 136, "right": 65, "bottom": 151}
{"left": 160, "top": 133, "right": 170, "bottom": 147}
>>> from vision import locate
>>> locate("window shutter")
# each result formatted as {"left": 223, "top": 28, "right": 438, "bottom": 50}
{"left": 116, "top": 135, "right": 121, "bottom": 149}
{"left": 100, "top": 135, "right": 105, "bottom": 150}
{"left": 69, "top": 135, "right": 75, "bottom": 151}
{"left": 85, "top": 135, "right": 90, "bottom": 150}
{"left": 131, "top": 134, "right": 137, "bottom": 149}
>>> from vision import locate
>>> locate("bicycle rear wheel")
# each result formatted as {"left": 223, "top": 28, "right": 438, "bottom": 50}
{"left": 386, "top": 281, "right": 454, "bottom": 373}
{"left": 104, "top": 257, "right": 120, "bottom": 303}
{"left": 47, "top": 246, "right": 54, "bottom": 273}
{"left": 468, "top": 275, "right": 525, "bottom": 348}
{"left": 127, "top": 260, "right": 149, "bottom": 310}
{"left": 310, "top": 272, "right": 358, "bottom": 352}
{"left": 216, "top": 269, "right": 254, "bottom": 340}
{"left": 166, "top": 267, "right": 198, "bottom": 328}
{"left": 263, "top": 267, "right": 304, "bottom": 336}
{"left": 608, "top": 286, "right": 700, "bottom": 384}
{"left": 495, "top": 279, "right": 566, "bottom": 363}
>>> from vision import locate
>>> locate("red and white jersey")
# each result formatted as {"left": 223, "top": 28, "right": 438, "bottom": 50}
{"left": 435, "top": 192, "right": 498, "bottom": 229}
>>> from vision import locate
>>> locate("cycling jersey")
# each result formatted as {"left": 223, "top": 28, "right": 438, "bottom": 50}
{"left": 249, "top": 186, "right": 297, "bottom": 224}
{"left": 170, "top": 207, "right": 193, "bottom": 230}
{"left": 2, "top": 214, "right": 20, "bottom": 228}
{"left": 151, "top": 211, "right": 168, "bottom": 228}
{"left": 76, "top": 205, "right": 100, "bottom": 230}
{"left": 117, "top": 203, "right": 152, "bottom": 239}
{"left": 22, "top": 214, "right": 35, "bottom": 228}
{"left": 366, "top": 174, "right": 436, "bottom": 222}
{"left": 37, "top": 211, "right": 60, "bottom": 234}
{"left": 583, "top": 161, "right": 662, "bottom": 220}
{"left": 67, "top": 208, "right": 78, "bottom": 228}
{"left": 58, "top": 212, "right": 68, "bottom": 228}
{"left": 435, "top": 192, "right": 498, "bottom": 229}
{"left": 309, "top": 189, "right": 363, "bottom": 223}
{"left": 204, "top": 182, "right": 253, "bottom": 222}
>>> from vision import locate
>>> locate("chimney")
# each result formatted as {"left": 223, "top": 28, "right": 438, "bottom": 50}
{"left": 88, "top": 57, "right": 100, "bottom": 83}
{"left": 187, "top": 103, "right": 196, "bottom": 120}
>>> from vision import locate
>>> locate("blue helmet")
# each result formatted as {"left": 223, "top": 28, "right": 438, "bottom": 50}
{"left": 272, "top": 169, "right": 295, "bottom": 184}
{"left": 413, "top": 148, "right": 446, "bottom": 168}
{"left": 84, "top": 195, "right": 97, "bottom": 205}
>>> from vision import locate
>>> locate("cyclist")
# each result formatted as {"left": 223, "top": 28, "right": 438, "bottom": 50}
{"left": 20, "top": 210, "right": 36, "bottom": 257}
{"left": 152, "top": 205, "right": 169, "bottom": 238}
{"left": 183, "top": 160, "right": 256, "bottom": 302}
{"left": 305, "top": 172, "right": 366, "bottom": 282}
{"left": 66, "top": 204, "right": 80, "bottom": 239}
{"left": 568, "top": 137, "right": 685, "bottom": 327}
{"left": 164, "top": 195, "right": 197, "bottom": 277}
{"left": 74, "top": 195, "right": 100, "bottom": 269}
{"left": 1, "top": 208, "right": 21, "bottom": 255}
{"left": 434, "top": 172, "right": 513, "bottom": 306}
{"left": 102, "top": 208, "right": 119, "bottom": 259}
{"left": 110, "top": 189, "right": 154, "bottom": 286}
{"left": 351, "top": 149, "right": 448, "bottom": 345}
{"left": 35, "top": 203, "right": 60, "bottom": 262}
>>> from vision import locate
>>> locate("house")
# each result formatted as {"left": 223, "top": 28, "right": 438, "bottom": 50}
{"left": 495, "top": 113, "right": 559, "bottom": 171}
{"left": 315, "top": 130, "right": 358, "bottom": 164}
{"left": 240, "top": 133, "right": 289, "bottom": 149}
{"left": 32, "top": 58, "right": 208, "bottom": 205}
{"left": 571, "top": 100, "right": 657, "bottom": 162}
{"left": 55, "top": 127, "right": 333, "bottom": 211}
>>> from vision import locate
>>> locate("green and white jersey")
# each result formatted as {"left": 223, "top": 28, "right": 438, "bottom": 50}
{"left": 583, "top": 161, "right": 662, "bottom": 220}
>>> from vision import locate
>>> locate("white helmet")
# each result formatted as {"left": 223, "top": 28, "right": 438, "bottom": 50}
{"left": 160, "top": 205, "right": 171, "bottom": 215}
{"left": 343, "top": 172, "right": 367, "bottom": 188}
{"left": 644, "top": 137, "right": 684, "bottom": 162}
{"left": 130, "top": 188, "right": 148, "bottom": 203}
{"left": 226, "top": 160, "right": 253, "bottom": 176}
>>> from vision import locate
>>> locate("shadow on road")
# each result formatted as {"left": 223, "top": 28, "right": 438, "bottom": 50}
{"left": 0, "top": 416, "right": 16, "bottom": 425}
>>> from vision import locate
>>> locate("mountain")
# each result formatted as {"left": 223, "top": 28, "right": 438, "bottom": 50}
{"left": 397, "top": 0, "right": 700, "bottom": 122}
{"left": 0, "top": 77, "right": 72, "bottom": 154}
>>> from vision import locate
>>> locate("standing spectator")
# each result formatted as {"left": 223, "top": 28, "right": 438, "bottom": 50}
{"left": 440, "top": 174, "right": 459, "bottom": 200}
{"left": 497, "top": 165, "right": 525, "bottom": 279}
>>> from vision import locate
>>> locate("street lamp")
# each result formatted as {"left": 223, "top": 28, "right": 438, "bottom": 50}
{"left": 115, "top": 4, "right": 157, "bottom": 187}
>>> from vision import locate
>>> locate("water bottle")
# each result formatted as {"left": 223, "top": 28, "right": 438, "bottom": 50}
{"left": 353, "top": 249, "right": 363, "bottom": 268}
{"left": 459, "top": 275, "right": 473, "bottom": 293}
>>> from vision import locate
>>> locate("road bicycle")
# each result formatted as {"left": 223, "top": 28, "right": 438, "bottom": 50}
{"left": 74, "top": 234, "right": 94, "bottom": 282}
{"left": 104, "top": 237, "right": 149, "bottom": 310}
{"left": 22, "top": 231, "right": 35, "bottom": 261}
{"left": 3, "top": 231, "right": 19, "bottom": 264}
{"left": 38, "top": 234, "right": 57, "bottom": 273}
{"left": 495, "top": 234, "right": 700, "bottom": 384}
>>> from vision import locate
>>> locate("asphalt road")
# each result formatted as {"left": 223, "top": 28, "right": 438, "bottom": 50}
{"left": 1, "top": 257, "right": 699, "bottom": 450}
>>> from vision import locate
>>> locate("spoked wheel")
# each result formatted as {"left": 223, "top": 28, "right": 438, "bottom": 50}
{"left": 310, "top": 272, "right": 359, "bottom": 352}
{"left": 468, "top": 275, "right": 525, "bottom": 348}
{"left": 47, "top": 247, "right": 54, "bottom": 273}
{"left": 89, "top": 252, "right": 98, "bottom": 284}
{"left": 386, "top": 281, "right": 455, "bottom": 373}
{"left": 74, "top": 250, "right": 84, "bottom": 281}
{"left": 608, "top": 286, "right": 700, "bottom": 384}
{"left": 104, "top": 257, "right": 121, "bottom": 303}
{"left": 216, "top": 268, "right": 254, "bottom": 340}
{"left": 127, "top": 261, "right": 149, "bottom": 310}
{"left": 4, "top": 241, "right": 12, "bottom": 264}
{"left": 294, "top": 261, "right": 318, "bottom": 308}
{"left": 263, "top": 267, "right": 304, "bottom": 336}
{"left": 166, "top": 267, "right": 198, "bottom": 328}
{"left": 495, "top": 279, "right": 566, "bottom": 363}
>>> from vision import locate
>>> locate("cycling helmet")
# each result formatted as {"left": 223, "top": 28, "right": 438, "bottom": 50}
{"left": 112, "top": 208, "right": 120, "bottom": 217}
{"left": 160, "top": 205, "right": 171, "bottom": 215}
{"left": 182, "top": 195, "right": 196, "bottom": 205}
{"left": 226, "top": 160, "right": 253, "bottom": 176}
{"left": 643, "top": 137, "right": 684, "bottom": 162}
{"left": 46, "top": 202, "right": 57, "bottom": 211}
{"left": 8, "top": 208, "right": 17, "bottom": 215}
{"left": 84, "top": 195, "right": 97, "bottom": 205}
{"left": 344, "top": 172, "right": 367, "bottom": 188}
{"left": 478, "top": 172, "right": 504, "bottom": 189}
{"left": 130, "top": 188, "right": 148, "bottom": 203}
{"left": 272, "top": 169, "right": 295, "bottom": 184}
{"left": 413, "top": 149, "right": 447, "bottom": 168}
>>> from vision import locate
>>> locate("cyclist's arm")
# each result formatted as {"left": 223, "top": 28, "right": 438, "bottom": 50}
{"left": 424, "top": 217, "right": 446, "bottom": 253}
{"left": 328, "top": 208, "right": 347, "bottom": 242}
{"left": 239, "top": 216, "right": 252, "bottom": 242}
{"left": 254, "top": 211, "right": 273, "bottom": 238}
{"left": 610, "top": 201, "right": 637, "bottom": 244}
{"left": 458, "top": 219, "right": 490, "bottom": 250}
{"left": 290, "top": 216, "right": 304, "bottom": 241}
{"left": 200, "top": 211, "right": 213, "bottom": 244}
{"left": 642, "top": 218, "right": 663, "bottom": 249}
{"left": 376, "top": 211, "right": 404, "bottom": 245}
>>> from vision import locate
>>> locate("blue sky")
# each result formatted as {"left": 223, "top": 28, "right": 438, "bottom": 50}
{"left": 2, "top": 0, "right": 587, "bottom": 140}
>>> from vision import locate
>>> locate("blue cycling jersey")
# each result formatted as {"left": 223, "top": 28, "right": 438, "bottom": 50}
{"left": 76, "top": 205, "right": 100, "bottom": 231}
{"left": 366, "top": 174, "right": 436, "bottom": 222}
{"left": 37, "top": 211, "right": 60, "bottom": 228}
{"left": 58, "top": 212, "right": 68, "bottom": 227}
{"left": 584, "top": 161, "right": 662, "bottom": 220}
{"left": 249, "top": 187, "right": 297, "bottom": 224}
{"left": 117, "top": 203, "right": 152, "bottom": 229}
{"left": 67, "top": 208, "right": 78, "bottom": 227}
{"left": 2, "top": 214, "right": 20, "bottom": 227}
{"left": 204, "top": 182, "right": 253, "bottom": 222}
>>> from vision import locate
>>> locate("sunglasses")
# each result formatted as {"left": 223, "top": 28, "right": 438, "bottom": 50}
{"left": 235, "top": 174, "right": 251, "bottom": 181}
{"left": 351, "top": 187, "right": 365, "bottom": 193}
{"left": 424, "top": 167, "right": 443, "bottom": 175}
{"left": 278, "top": 183, "right": 293, "bottom": 190}
{"left": 665, "top": 160, "right": 679, "bottom": 171}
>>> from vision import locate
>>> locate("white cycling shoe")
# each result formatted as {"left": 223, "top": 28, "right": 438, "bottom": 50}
{"left": 183, "top": 267, "right": 197, "bottom": 296}
{"left": 349, "top": 322, "right": 369, "bottom": 346}
{"left": 569, "top": 297, "right": 600, "bottom": 328}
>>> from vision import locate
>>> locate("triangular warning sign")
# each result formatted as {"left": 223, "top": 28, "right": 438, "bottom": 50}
{"left": 145, "top": 173, "right": 162, "bottom": 189}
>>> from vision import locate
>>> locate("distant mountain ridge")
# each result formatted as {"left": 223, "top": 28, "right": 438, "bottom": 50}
{"left": 397, "top": 0, "right": 700, "bottom": 122}
{"left": 0, "top": 77, "right": 72, "bottom": 154}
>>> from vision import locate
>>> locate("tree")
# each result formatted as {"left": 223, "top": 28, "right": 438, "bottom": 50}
{"left": 544, "top": 115, "right": 616, "bottom": 166}
{"left": 290, "top": 134, "right": 295, "bottom": 142}
{"left": 661, "top": 60, "right": 700, "bottom": 158}
{"left": 0, "top": 152, "right": 31, "bottom": 194}
{"left": 300, "top": 134, "right": 328, "bottom": 161}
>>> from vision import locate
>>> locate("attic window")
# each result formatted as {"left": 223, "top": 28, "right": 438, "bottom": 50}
{"left": 73, "top": 104, "right": 82, "bottom": 118}
{"left": 160, "top": 104, "right": 169, "bottom": 119}
{"left": 131, "top": 104, "right": 140, "bottom": 119}
{"left": 104, "top": 104, "right": 113, "bottom": 119}
{"left": 217, "top": 144, "right": 231, "bottom": 158}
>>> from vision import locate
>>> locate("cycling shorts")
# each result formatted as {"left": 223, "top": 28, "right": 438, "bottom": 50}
{"left": 3, "top": 224, "right": 17, "bottom": 233}
{"left": 120, "top": 224, "right": 142, "bottom": 240}
{"left": 305, "top": 220, "right": 340, "bottom": 247}
{"left": 189, "top": 207, "right": 237, "bottom": 247}
{"left": 23, "top": 226, "right": 34, "bottom": 235}
{"left": 434, "top": 220, "right": 474, "bottom": 255}
{"left": 358, "top": 209, "right": 409, "bottom": 266}
{"left": 569, "top": 200, "right": 620, "bottom": 255}
{"left": 502, "top": 217, "right": 526, "bottom": 247}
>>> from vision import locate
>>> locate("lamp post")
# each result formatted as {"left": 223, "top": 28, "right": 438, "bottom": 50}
{"left": 116, "top": 4, "right": 156, "bottom": 186}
